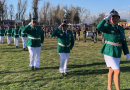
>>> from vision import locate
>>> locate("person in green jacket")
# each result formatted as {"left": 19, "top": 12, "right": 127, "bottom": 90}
{"left": 12, "top": 24, "right": 19, "bottom": 48}
{"left": 21, "top": 18, "right": 44, "bottom": 70}
{"left": 52, "top": 20, "right": 74, "bottom": 76}
{"left": 19, "top": 21, "right": 27, "bottom": 50}
{"left": 97, "top": 9, "right": 129, "bottom": 90}
{"left": 0, "top": 26, "right": 5, "bottom": 43}
{"left": 5, "top": 26, "right": 12, "bottom": 45}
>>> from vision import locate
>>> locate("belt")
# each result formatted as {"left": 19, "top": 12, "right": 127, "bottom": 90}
{"left": 7, "top": 33, "right": 11, "bottom": 34}
{"left": 28, "top": 36, "right": 40, "bottom": 40}
{"left": 15, "top": 34, "right": 19, "bottom": 35}
{"left": 105, "top": 41, "right": 122, "bottom": 47}
{"left": 58, "top": 42, "right": 70, "bottom": 47}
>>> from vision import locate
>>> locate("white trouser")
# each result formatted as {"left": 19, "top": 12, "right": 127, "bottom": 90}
{"left": 14, "top": 37, "right": 19, "bottom": 46}
{"left": 28, "top": 46, "right": 41, "bottom": 68}
{"left": 0, "top": 36, "right": 4, "bottom": 43}
{"left": 21, "top": 37, "right": 27, "bottom": 48}
{"left": 59, "top": 53, "right": 70, "bottom": 73}
{"left": 7, "top": 36, "right": 11, "bottom": 44}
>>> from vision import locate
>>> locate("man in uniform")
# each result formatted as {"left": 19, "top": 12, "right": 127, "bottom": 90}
{"left": 72, "top": 25, "right": 76, "bottom": 40}
{"left": 0, "top": 26, "right": 5, "bottom": 43}
{"left": 81, "top": 24, "right": 87, "bottom": 42}
{"left": 76, "top": 26, "right": 81, "bottom": 42}
{"left": 50, "top": 26, "right": 54, "bottom": 39}
{"left": 19, "top": 21, "right": 27, "bottom": 50}
{"left": 52, "top": 20, "right": 74, "bottom": 76}
{"left": 21, "top": 18, "right": 44, "bottom": 70}
{"left": 46, "top": 27, "right": 49, "bottom": 38}
{"left": 12, "top": 24, "right": 19, "bottom": 48}
{"left": 91, "top": 26, "right": 97, "bottom": 40}
{"left": 5, "top": 25, "right": 12, "bottom": 45}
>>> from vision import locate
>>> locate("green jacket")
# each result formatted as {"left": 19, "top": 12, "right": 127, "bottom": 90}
{"left": 52, "top": 28, "right": 74, "bottom": 53}
{"left": 21, "top": 25, "right": 44, "bottom": 47}
{"left": 19, "top": 26, "right": 27, "bottom": 37}
{"left": 5, "top": 28, "right": 12, "bottom": 37}
{"left": 12, "top": 28, "right": 19, "bottom": 38}
{"left": 97, "top": 19, "right": 129, "bottom": 58}
{"left": 0, "top": 29, "right": 5, "bottom": 36}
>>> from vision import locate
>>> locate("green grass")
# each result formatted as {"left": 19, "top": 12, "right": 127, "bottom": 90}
{"left": 0, "top": 31, "right": 130, "bottom": 90}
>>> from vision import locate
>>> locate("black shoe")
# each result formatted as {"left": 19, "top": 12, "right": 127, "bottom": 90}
{"left": 34, "top": 67, "right": 39, "bottom": 70}
{"left": 23, "top": 48, "right": 26, "bottom": 51}
{"left": 16, "top": 46, "right": 18, "bottom": 48}
{"left": 60, "top": 73, "right": 64, "bottom": 76}
{"left": 64, "top": 72, "right": 68, "bottom": 76}
{"left": 31, "top": 66, "right": 34, "bottom": 70}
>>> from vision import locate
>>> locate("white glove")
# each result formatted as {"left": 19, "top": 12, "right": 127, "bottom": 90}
{"left": 58, "top": 25, "right": 61, "bottom": 29}
{"left": 104, "top": 13, "right": 114, "bottom": 21}
{"left": 126, "top": 54, "right": 129, "bottom": 61}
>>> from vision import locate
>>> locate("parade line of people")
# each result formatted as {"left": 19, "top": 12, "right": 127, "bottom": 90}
{"left": 0, "top": 9, "right": 130, "bottom": 90}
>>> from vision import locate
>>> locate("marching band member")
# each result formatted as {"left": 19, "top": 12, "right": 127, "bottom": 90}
{"left": 97, "top": 9, "right": 129, "bottom": 90}
{"left": 52, "top": 20, "right": 74, "bottom": 76}
{"left": 21, "top": 18, "right": 44, "bottom": 70}
{"left": 0, "top": 26, "right": 5, "bottom": 43}
{"left": 19, "top": 21, "right": 27, "bottom": 50}
{"left": 5, "top": 26, "right": 12, "bottom": 45}
{"left": 12, "top": 24, "right": 19, "bottom": 48}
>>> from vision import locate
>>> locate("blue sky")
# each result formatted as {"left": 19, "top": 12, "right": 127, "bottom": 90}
{"left": 5, "top": 0, "right": 130, "bottom": 17}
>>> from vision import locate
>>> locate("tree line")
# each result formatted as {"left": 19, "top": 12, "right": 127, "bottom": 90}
{"left": 0, "top": 0, "right": 127, "bottom": 26}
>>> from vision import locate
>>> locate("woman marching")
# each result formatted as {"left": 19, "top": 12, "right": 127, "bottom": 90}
{"left": 97, "top": 9, "right": 129, "bottom": 90}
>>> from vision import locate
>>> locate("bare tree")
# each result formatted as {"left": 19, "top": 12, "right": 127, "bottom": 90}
{"left": 0, "top": 0, "right": 6, "bottom": 21}
{"left": 3, "top": 4, "right": 8, "bottom": 20}
{"left": 78, "top": 7, "right": 90, "bottom": 23}
{"left": 39, "top": 1, "right": 50, "bottom": 24}
{"left": 0, "top": 0, "right": 5, "bottom": 8}
{"left": 32, "top": 0, "right": 40, "bottom": 19}
{"left": 96, "top": 13, "right": 105, "bottom": 23}
{"left": 57, "top": 5, "right": 64, "bottom": 23}
{"left": 17, "top": 0, "right": 27, "bottom": 20}
{"left": 9, "top": 4, "right": 14, "bottom": 20}
{"left": 71, "top": 6, "right": 78, "bottom": 24}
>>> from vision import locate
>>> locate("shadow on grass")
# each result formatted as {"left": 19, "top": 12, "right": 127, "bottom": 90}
{"left": 0, "top": 76, "right": 62, "bottom": 86}
{"left": 70, "top": 68, "right": 108, "bottom": 75}
{"left": 120, "top": 61, "right": 130, "bottom": 64}
{"left": 68, "top": 62, "right": 106, "bottom": 68}
{"left": 2, "top": 50, "right": 24, "bottom": 52}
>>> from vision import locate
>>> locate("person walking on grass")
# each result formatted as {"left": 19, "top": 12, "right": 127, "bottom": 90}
{"left": 97, "top": 9, "right": 129, "bottom": 90}
{"left": 22, "top": 18, "right": 44, "bottom": 70}
{"left": 12, "top": 24, "right": 19, "bottom": 48}
{"left": 52, "top": 20, "right": 74, "bottom": 76}
{"left": 5, "top": 26, "right": 12, "bottom": 45}
{"left": 0, "top": 26, "right": 5, "bottom": 44}
{"left": 19, "top": 21, "right": 27, "bottom": 51}
{"left": 76, "top": 26, "right": 81, "bottom": 42}
{"left": 81, "top": 24, "right": 88, "bottom": 42}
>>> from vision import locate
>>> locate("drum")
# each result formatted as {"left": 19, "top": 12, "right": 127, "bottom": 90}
{"left": 87, "top": 32, "right": 93, "bottom": 36}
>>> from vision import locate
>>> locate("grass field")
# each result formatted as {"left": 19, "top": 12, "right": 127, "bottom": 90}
{"left": 0, "top": 31, "right": 130, "bottom": 90}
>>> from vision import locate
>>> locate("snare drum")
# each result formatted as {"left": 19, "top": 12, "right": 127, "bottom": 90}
{"left": 87, "top": 32, "right": 93, "bottom": 36}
